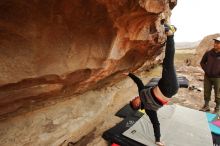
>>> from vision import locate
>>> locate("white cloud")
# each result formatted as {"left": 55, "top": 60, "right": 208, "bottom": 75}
{"left": 170, "top": 0, "right": 220, "bottom": 42}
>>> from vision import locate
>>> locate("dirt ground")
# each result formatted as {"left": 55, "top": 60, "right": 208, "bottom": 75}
{"left": 70, "top": 49, "right": 218, "bottom": 146}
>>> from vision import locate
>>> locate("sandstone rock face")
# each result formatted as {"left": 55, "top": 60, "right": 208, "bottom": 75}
{"left": 0, "top": 0, "right": 175, "bottom": 118}
{"left": 0, "top": 0, "right": 176, "bottom": 145}
{"left": 192, "top": 33, "right": 220, "bottom": 66}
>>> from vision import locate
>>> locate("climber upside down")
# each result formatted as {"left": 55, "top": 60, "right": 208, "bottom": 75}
{"left": 122, "top": 24, "right": 179, "bottom": 146}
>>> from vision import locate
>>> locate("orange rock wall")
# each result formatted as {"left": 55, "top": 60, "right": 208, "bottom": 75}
{"left": 0, "top": 0, "right": 176, "bottom": 119}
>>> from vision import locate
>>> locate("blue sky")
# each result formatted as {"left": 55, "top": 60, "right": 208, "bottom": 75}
{"left": 170, "top": 0, "right": 220, "bottom": 42}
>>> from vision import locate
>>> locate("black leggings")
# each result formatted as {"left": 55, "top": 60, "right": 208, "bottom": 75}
{"left": 158, "top": 35, "right": 179, "bottom": 98}
{"left": 129, "top": 36, "right": 179, "bottom": 99}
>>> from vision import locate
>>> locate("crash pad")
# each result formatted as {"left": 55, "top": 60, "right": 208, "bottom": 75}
{"left": 146, "top": 76, "right": 189, "bottom": 88}
{"left": 206, "top": 113, "right": 220, "bottom": 135}
{"left": 123, "top": 105, "right": 213, "bottom": 146}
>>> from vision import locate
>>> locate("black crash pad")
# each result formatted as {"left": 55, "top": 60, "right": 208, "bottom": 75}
{"left": 115, "top": 104, "right": 144, "bottom": 118}
{"left": 146, "top": 76, "right": 189, "bottom": 88}
{"left": 102, "top": 116, "right": 145, "bottom": 146}
{"left": 212, "top": 133, "right": 220, "bottom": 145}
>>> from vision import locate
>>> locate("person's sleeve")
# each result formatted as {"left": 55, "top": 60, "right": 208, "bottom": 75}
{"left": 145, "top": 109, "right": 161, "bottom": 141}
{"left": 200, "top": 52, "right": 208, "bottom": 72}
{"left": 128, "top": 73, "right": 145, "bottom": 92}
